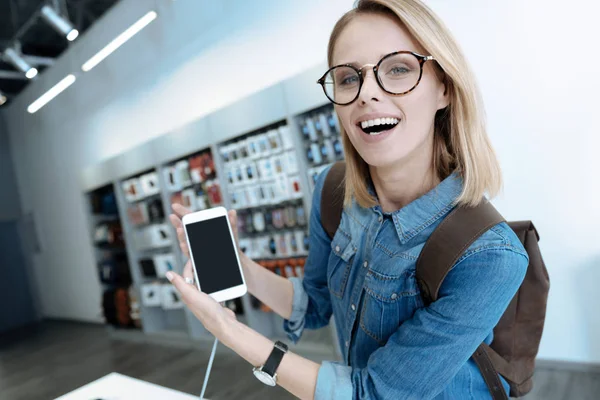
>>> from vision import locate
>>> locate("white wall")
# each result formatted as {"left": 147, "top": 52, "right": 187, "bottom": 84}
{"left": 3, "top": 0, "right": 599, "bottom": 364}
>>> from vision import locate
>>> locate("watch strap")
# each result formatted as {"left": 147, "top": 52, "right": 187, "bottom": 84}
{"left": 261, "top": 341, "right": 288, "bottom": 377}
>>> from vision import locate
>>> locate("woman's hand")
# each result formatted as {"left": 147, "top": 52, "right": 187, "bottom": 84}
{"left": 165, "top": 259, "right": 237, "bottom": 337}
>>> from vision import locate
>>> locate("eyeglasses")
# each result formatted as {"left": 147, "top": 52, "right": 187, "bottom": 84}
{"left": 317, "top": 51, "right": 436, "bottom": 106}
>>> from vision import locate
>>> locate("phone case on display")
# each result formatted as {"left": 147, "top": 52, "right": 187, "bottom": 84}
{"left": 284, "top": 151, "right": 299, "bottom": 175}
{"left": 272, "top": 209, "right": 285, "bottom": 229}
{"left": 296, "top": 206, "right": 307, "bottom": 226}
{"left": 284, "top": 265, "right": 295, "bottom": 278}
{"left": 275, "top": 234, "right": 288, "bottom": 257}
{"left": 189, "top": 155, "right": 204, "bottom": 184}
{"left": 147, "top": 199, "right": 165, "bottom": 223}
{"left": 164, "top": 167, "right": 181, "bottom": 192}
{"left": 252, "top": 211, "right": 266, "bottom": 232}
{"left": 258, "top": 158, "right": 275, "bottom": 181}
{"left": 127, "top": 203, "right": 148, "bottom": 226}
{"left": 264, "top": 210, "right": 273, "bottom": 228}
{"left": 289, "top": 175, "right": 303, "bottom": 199}
{"left": 152, "top": 253, "right": 176, "bottom": 277}
{"left": 294, "top": 230, "right": 307, "bottom": 255}
{"left": 238, "top": 139, "right": 249, "bottom": 160}
{"left": 284, "top": 232, "right": 296, "bottom": 255}
{"left": 257, "top": 134, "right": 270, "bottom": 157}
{"left": 322, "top": 139, "right": 336, "bottom": 162}
{"left": 333, "top": 138, "right": 344, "bottom": 158}
{"left": 314, "top": 115, "right": 324, "bottom": 137}
{"left": 267, "top": 182, "right": 280, "bottom": 204}
{"left": 310, "top": 143, "right": 323, "bottom": 165}
{"left": 295, "top": 261, "right": 304, "bottom": 279}
{"left": 275, "top": 176, "right": 290, "bottom": 202}
{"left": 141, "top": 283, "right": 162, "bottom": 307}
{"left": 246, "top": 186, "right": 259, "bottom": 207}
{"left": 268, "top": 236, "right": 277, "bottom": 256}
{"left": 283, "top": 206, "right": 297, "bottom": 228}
{"left": 174, "top": 161, "right": 192, "bottom": 187}
{"left": 257, "top": 184, "right": 269, "bottom": 206}
{"left": 328, "top": 111, "right": 340, "bottom": 134}
{"left": 140, "top": 172, "right": 160, "bottom": 197}
{"left": 161, "top": 285, "right": 184, "bottom": 309}
{"left": 267, "top": 130, "right": 283, "bottom": 154}
{"left": 148, "top": 224, "right": 172, "bottom": 248}
{"left": 278, "top": 126, "right": 294, "bottom": 150}
{"left": 302, "top": 231, "right": 310, "bottom": 252}
{"left": 318, "top": 113, "right": 332, "bottom": 137}
{"left": 203, "top": 153, "right": 215, "bottom": 178}
{"left": 195, "top": 193, "right": 208, "bottom": 210}
{"left": 272, "top": 155, "right": 286, "bottom": 176}
{"left": 234, "top": 163, "right": 245, "bottom": 184}
{"left": 304, "top": 117, "right": 319, "bottom": 141}
{"left": 181, "top": 189, "right": 197, "bottom": 211}
{"left": 220, "top": 145, "right": 232, "bottom": 164}
{"left": 306, "top": 146, "right": 314, "bottom": 164}
{"left": 139, "top": 258, "right": 157, "bottom": 278}
{"left": 246, "top": 162, "right": 258, "bottom": 183}
{"left": 122, "top": 179, "right": 142, "bottom": 202}
{"left": 206, "top": 180, "right": 222, "bottom": 205}
{"left": 227, "top": 142, "right": 239, "bottom": 162}
{"left": 248, "top": 137, "right": 260, "bottom": 159}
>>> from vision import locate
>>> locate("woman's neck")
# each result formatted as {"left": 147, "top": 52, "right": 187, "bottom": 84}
{"left": 369, "top": 149, "right": 440, "bottom": 214}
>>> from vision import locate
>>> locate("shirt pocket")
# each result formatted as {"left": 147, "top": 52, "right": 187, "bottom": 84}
{"left": 360, "top": 269, "right": 421, "bottom": 345}
{"left": 327, "top": 229, "right": 357, "bottom": 299}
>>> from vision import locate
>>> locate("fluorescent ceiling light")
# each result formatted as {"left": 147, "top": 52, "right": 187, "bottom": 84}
{"left": 40, "top": 5, "right": 79, "bottom": 42}
{"left": 3, "top": 47, "right": 38, "bottom": 79}
{"left": 25, "top": 68, "right": 38, "bottom": 79}
{"left": 82, "top": 11, "right": 158, "bottom": 72}
{"left": 27, "top": 74, "right": 76, "bottom": 114}
{"left": 0, "top": 91, "right": 7, "bottom": 106}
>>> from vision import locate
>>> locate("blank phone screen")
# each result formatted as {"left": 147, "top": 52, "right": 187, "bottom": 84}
{"left": 185, "top": 216, "right": 243, "bottom": 294}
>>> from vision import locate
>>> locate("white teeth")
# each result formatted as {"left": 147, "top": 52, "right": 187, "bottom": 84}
{"left": 361, "top": 121, "right": 369, "bottom": 129}
{"left": 375, "top": 118, "right": 381, "bottom": 125}
{"left": 368, "top": 120, "right": 375, "bottom": 127}
{"left": 359, "top": 117, "right": 400, "bottom": 133}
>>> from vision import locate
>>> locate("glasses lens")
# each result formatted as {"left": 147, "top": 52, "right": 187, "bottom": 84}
{"left": 377, "top": 53, "right": 421, "bottom": 94}
{"left": 323, "top": 66, "right": 360, "bottom": 105}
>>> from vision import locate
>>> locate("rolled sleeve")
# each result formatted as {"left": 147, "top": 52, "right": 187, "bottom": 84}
{"left": 315, "top": 361, "right": 353, "bottom": 400}
{"left": 283, "top": 277, "right": 309, "bottom": 343}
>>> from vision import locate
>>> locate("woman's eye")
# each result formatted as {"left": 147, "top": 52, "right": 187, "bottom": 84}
{"left": 389, "top": 66, "right": 409, "bottom": 75}
{"left": 339, "top": 75, "right": 359, "bottom": 86}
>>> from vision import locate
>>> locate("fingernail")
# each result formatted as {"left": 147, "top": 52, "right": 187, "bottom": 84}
{"left": 166, "top": 272, "right": 174, "bottom": 281}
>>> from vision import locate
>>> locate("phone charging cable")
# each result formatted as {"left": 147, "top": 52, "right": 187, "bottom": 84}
{"left": 199, "top": 336, "right": 219, "bottom": 399}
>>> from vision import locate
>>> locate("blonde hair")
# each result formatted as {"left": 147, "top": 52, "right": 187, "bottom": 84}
{"left": 328, "top": 0, "right": 502, "bottom": 208}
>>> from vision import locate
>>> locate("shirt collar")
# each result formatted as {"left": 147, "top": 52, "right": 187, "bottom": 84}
{"left": 370, "top": 172, "right": 463, "bottom": 244}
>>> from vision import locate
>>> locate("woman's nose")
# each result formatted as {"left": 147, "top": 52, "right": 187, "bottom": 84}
{"left": 357, "top": 69, "right": 382, "bottom": 106}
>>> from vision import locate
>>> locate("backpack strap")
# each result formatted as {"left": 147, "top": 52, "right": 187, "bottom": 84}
{"left": 416, "top": 200, "right": 508, "bottom": 400}
{"left": 320, "top": 162, "right": 346, "bottom": 239}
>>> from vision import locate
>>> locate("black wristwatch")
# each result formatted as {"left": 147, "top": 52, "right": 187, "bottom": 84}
{"left": 253, "top": 340, "right": 288, "bottom": 386}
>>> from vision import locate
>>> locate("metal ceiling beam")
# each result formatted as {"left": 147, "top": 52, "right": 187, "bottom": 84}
{"left": 22, "top": 54, "right": 55, "bottom": 67}
{"left": 0, "top": 70, "right": 27, "bottom": 80}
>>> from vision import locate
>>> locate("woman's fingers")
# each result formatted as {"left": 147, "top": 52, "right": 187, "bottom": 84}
{"left": 172, "top": 203, "right": 192, "bottom": 219}
{"left": 228, "top": 209, "right": 240, "bottom": 245}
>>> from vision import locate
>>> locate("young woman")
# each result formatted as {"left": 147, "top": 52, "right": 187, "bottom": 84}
{"left": 168, "top": 0, "right": 528, "bottom": 398}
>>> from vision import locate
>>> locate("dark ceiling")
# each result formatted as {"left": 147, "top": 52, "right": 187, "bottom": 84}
{"left": 0, "top": 0, "right": 120, "bottom": 102}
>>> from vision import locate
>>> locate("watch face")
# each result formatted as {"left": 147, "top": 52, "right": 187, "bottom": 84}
{"left": 253, "top": 368, "right": 276, "bottom": 387}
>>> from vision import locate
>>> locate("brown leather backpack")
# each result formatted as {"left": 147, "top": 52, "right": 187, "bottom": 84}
{"left": 321, "top": 162, "right": 550, "bottom": 399}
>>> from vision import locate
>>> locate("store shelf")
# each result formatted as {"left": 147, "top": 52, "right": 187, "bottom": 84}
{"left": 81, "top": 69, "right": 343, "bottom": 357}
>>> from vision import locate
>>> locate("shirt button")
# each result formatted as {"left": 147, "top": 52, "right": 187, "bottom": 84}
{"left": 363, "top": 261, "right": 368, "bottom": 268}
{"left": 345, "top": 341, "right": 349, "bottom": 347}
{"left": 378, "top": 216, "right": 383, "bottom": 222}
{"left": 391, "top": 293, "right": 398, "bottom": 300}
{"left": 351, "top": 304, "right": 356, "bottom": 311}
{"left": 335, "top": 245, "right": 340, "bottom": 253}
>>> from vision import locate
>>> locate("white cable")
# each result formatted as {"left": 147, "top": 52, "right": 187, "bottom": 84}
{"left": 200, "top": 337, "right": 219, "bottom": 399}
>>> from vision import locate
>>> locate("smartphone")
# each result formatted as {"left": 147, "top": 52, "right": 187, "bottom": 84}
{"left": 182, "top": 207, "right": 247, "bottom": 302}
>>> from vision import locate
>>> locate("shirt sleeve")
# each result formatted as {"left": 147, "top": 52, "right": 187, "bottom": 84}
{"left": 313, "top": 246, "right": 528, "bottom": 399}
{"left": 283, "top": 167, "right": 334, "bottom": 343}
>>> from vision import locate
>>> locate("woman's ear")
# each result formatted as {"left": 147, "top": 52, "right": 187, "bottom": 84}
{"left": 436, "top": 76, "right": 450, "bottom": 111}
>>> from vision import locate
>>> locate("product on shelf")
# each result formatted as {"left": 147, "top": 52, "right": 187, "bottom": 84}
{"left": 139, "top": 258, "right": 157, "bottom": 278}
{"left": 141, "top": 283, "right": 162, "bottom": 307}
{"left": 152, "top": 253, "right": 176, "bottom": 277}
{"left": 94, "top": 221, "right": 125, "bottom": 247}
{"left": 127, "top": 203, "right": 150, "bottom": 226}
{"left": 122, "top": 178, "right": 142, "bottom": 202}
{"left": 103, "top": 287, "right": 133, "bottom": 328}
{"left": 139, "top": 172, "right": 161, "bottom": 196}
{"left": 161, "top": 284, "right": 184, "bottom": 309}
{"left": 99, "top": 253, "right": 132, "bottom": 286}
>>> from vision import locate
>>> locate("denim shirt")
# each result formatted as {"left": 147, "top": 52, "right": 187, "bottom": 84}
{"left": 284, "top": 167, "right": 528, "bottom": 399}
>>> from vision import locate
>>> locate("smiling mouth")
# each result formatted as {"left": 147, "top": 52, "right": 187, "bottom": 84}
{"left": 358, "top": 118, "right": 400, "bottom": 136}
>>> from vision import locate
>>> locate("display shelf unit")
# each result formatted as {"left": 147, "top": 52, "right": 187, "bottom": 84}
{"left": 81, "top": 62, "right": 343, "bottom": 359}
